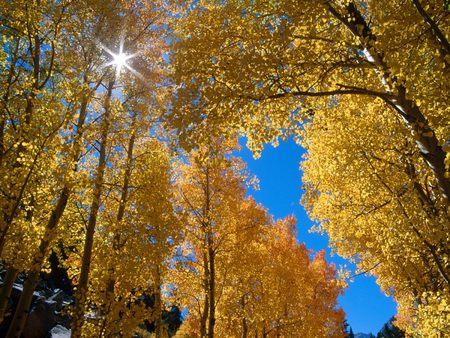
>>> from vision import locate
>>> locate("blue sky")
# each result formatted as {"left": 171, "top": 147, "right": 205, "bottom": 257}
{"left": 236, "top": 138, "right": 397, "bottom": 334}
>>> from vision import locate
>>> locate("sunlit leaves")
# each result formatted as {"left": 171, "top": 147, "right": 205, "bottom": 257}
{"left": 169, "top": 1, "right": 449, "bottom": 335}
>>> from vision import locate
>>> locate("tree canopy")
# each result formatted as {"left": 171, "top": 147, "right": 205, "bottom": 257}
{"left": 168, "top": 0, "right": 449, "bottom": 336}
{"left": 1, "top": 0, "right": 449, "bottom": 337}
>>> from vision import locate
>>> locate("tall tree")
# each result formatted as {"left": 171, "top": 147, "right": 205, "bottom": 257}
{"left": 377, "top": 317, "right": 405, "bottom": 338}
{"left": 70, "top": 75, "right": 115, "bottom": 337}
{"left": 173, "top": 139, "right": 246, "bottom": 338}
{"left": 300, "top": 93, "right": 449, "bottom": 336}
{"left": 0, "top": 0, "right": 101, "bottom": 332}
{"left": 172, "top": 143, "right": 345, "bottom": 337}
{"left": 1, "top": 0, "right": 169, "bottom": 336}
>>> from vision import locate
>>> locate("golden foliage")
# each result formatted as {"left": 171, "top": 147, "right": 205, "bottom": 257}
{"left": 169, "top": 1, "right": 450, "bottom": 336}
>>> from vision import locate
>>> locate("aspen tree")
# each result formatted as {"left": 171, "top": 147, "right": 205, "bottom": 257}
{"left": 70, "top": 76, "right": 115, "bottom": 337}
{"left": 301, "top": 95, "right": 450, "bottom": 336}
{"left": 0, "top": 0, "right": 81, "bottom": 329}
{"left": 2, "top": 1, "right": 112, "bottom": 328}
{"left": 173, "top": 140, "right": 246, "bottom": 338}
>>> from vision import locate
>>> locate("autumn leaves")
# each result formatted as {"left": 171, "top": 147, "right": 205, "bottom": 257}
{"left": 169, "top": 0, "right": 450, "bottom": 336}
{"left": 0, "top": 1, "right": 346, "bottom": 337}
{"left": 1, "top": 0, "right": 449, "bottom": 337}
{"left": 172, "top": 145, "right": 344, "bottom": 337}
{"left": 0, "top": 1, "right": 170, "bottom": 336}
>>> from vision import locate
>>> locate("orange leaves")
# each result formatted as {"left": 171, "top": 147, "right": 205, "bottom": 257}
{"left": 170, "top": 145, "right": 345, "bottom": 337}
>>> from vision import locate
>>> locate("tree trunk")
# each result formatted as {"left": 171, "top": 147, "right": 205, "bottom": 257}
{"left": 4, "top": 95, "right": 89, "bottom": 337}
{"left": 204, "top": 165, "right": 214, "bottom": 338}
{"left": 0, "top": 38, "right": 20, "bottom": 166}
{"left": 102, "top": 117, "right": 136, "bottom": 334}
{"left": 0, "top": 115, "right": 4, "bottom": 165}
{"left": 393, "top": 90, "right": 450, "bottom": 206}
{"left": 6, "top": 186, "right": 70, "bottom": 338}
{"left": 240, "top": 294, "right": 247, "bottom": 338}
{"left": 0, "top": 268, "right": 18, "bottom": 323}
{"left": 200, "top": 250, "right": 209, "bottom": 338}
{"left": 241, "top": 317, "right": 248, "bottom": 338}
{"left": 207, "top": 244, "right": 215, "bottom": 338}
{"left": 411, "top": 0, "right": 450, "bottom": 62}
{"left": 0, "top": 154, "right": 40, "bottom": 256}
{"left": 5, "top": 270, "right": 39, "bottom": 338}
{"left": 71, "top": 79, "right": 114, "bottom": 337}
{"left": 154, "top": 266, "right": 163, "bottom": 338}
{"left": 0, "top": 41, "right": 39, "bottom": 253}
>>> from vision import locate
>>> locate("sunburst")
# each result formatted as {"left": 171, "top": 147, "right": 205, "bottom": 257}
{"left": 99, "top": 38, "right": 140, "bottom": 78}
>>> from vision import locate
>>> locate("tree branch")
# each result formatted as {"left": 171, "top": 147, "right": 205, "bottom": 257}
{"left": 411, "top": 0, "right": 450, "bottom": 56}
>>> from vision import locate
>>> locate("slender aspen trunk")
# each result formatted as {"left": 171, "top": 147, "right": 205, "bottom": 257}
{"left": 0, "top": 153, "right": 40, "bottom": 256}
{"left": 102, "top": 116, "right": 136, "bottom": 335}
{"left": 241, "top": 317, "right": 248, "bottom": 338}
{"left": 0, "top": 268, "right": 18, "bottom": 323}
{"left": 411, "top": 0, "right": 450, "bottom": 60}
{"left": 5, "top": 270, "right": 38, "bottom": 338}
{"left": 1, "top": 194, "right": 34, "bottom": 329}
{"left": 207, "top": 244, "right": 215, "bottom": 338}
{"left": 392, "top": 91, "right": 450, "bottom": 206}
{"left": 0, "top": 115, "right": 4, "bottom": 166}
{"left": 364, "top": 152, "right": 450, "bottom": 287}
{"left": 1, "top": 38, "right": 49, "bottom": 329}
{"left": 241, "top": 295, "right": 247, "bottom": 338}
{"left": 0, "top": 117, "right": 4, "bottom": 166}
{"left": 5, "top": 96, "right": 90, "bottom": 338}
{"left": 71, "top": 79, "right": 114, "bottom": 337}
{"left": 154, "top": 266, "right": 163, "bottom": 338}
{"left": 153, "top": 216, "right": 167, "bottom": 338}
{"left": 203, "top": 165, "right": 214, "bottom": 338}
{"left": 6, "top": 190, "right": 70, "bottom": 338}
{"left": 200, "top": 250, "right": 209, "bottom": 338}
{"left": 0, "top": 38, "right": 20, "bottom": 167}
{"left": 0, "top": 37, "right": 40, "bottom": 253}
{"left": 0, "top": 112, "right": 7, "bottom": 167}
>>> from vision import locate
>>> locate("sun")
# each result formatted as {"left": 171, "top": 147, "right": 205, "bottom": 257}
{"left": 99, "top": 39, "right": 139, "bottom": 77}
{"left": 113, "top": 52, "right": 129, "bottom": 69}
{"left": 111, "top": 51, "right": 132, "bottom": 74}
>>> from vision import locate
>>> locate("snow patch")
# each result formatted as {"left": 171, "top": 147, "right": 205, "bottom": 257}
{"left": 50, "top": 325, "right": 71, "bottom": 338}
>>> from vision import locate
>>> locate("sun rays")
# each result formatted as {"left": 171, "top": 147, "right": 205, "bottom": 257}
{"left": 99, "top": 38, "right": 142, "bottom": 79}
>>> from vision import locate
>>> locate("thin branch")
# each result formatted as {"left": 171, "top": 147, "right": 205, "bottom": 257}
{"left": 411, "top": 0, "right": 450, "bottom": 56}
{"left": 38, "top": 40, "right": 55, "bottom": 90}
{"left": 349, "top": 262, "right": 382, "bottom": 278}
{"left": 241, "top": 86, "right": 392, "bottom": 102}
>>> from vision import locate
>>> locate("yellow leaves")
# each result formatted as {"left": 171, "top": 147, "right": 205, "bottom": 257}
{"left": 1, "top": 0, "right": 447, "bottom": 336}
{"left": 416, "top": 292, "right": 450, "bottom": 336}
{"left": 171, "top": 146, "right": 344, "bottom": 336}
{"left": 67, "top": 133, "right": 181, "bottom": 335}
{"left": 0, "top": 1, "right": 178, "bottom": 336}
{"left": 301, "top": 85, "right": 449, "bottom": 335}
